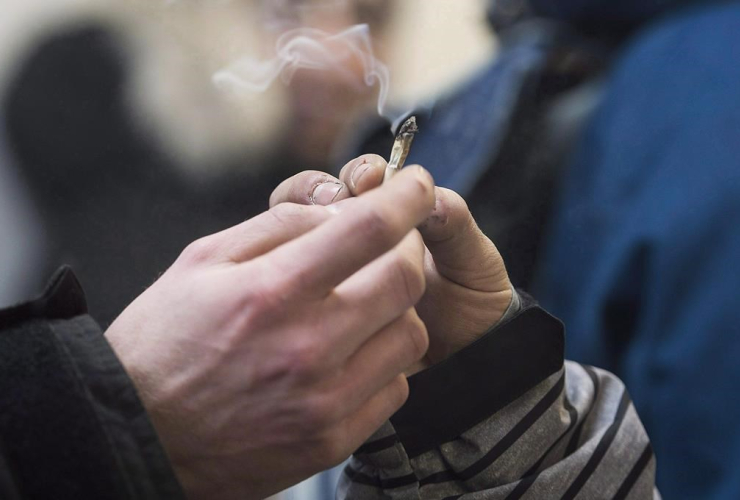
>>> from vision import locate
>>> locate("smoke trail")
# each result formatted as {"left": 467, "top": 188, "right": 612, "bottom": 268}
{"left": 212, "top": 24, "right": 391, "bottom": 118}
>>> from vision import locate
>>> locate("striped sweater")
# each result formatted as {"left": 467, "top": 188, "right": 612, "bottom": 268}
{"left": 339, "top": 293, "right": 658, "bottom": 500}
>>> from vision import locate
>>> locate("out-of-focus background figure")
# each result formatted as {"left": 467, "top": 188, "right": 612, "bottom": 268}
{"left": 535, "top": 3, "right": 740, "bottom": 500}
{"left": 0, "top": 0, "right": 494, "bottom": 325}
{"left": 4, "top": 0, "right": 740, "bottom": 499}
{"left": 354, "top": 1, "right": 740, "bottom": 500}
{"left": 0, "top": 1, "right": 493, "bottom": 498}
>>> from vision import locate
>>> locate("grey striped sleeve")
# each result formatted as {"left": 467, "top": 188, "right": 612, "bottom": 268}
{"left": 337, "top": 295, "right": 659, "bottom": 500}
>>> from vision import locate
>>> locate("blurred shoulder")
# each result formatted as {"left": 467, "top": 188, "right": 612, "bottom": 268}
{"left": 569, "top": 2, "right": 740, "bottom": 206}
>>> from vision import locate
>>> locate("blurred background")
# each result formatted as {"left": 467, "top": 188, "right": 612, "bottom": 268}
{"left": 3, "top": 1, "right": 740, "bottom": 499}
{"left": 0, "top": 0, "right": 495, "bottom": 321}
{"left": 0, "top": 2, "right": 494, "bottom": 497}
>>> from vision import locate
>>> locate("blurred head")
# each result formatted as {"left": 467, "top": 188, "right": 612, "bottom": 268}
{"left": 258, "top": 0, "right": 392, "bottom": 167}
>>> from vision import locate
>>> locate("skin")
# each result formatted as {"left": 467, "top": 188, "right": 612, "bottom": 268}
{"left": 107, "top": 158, "right": 513, "bottom": 499}
{"left": 271, "top": 154, "right": 513, "bottom": 367}
{"left": 107, "top": 167, "right": 435, "bottom": 500}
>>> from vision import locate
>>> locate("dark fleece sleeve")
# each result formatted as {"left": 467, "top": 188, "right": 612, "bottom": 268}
{"left": 0, "top": 267, "right": 185, "bottom": 500}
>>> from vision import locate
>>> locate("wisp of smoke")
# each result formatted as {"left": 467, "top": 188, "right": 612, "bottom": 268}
{"left": 212, "top": 24, "right": 391, "bottom": 118}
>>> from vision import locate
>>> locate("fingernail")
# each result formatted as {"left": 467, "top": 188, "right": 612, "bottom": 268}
{"left": 311, "top": 182, "right": 344, "bottom": 206}
{"left": 350, "top": 162, "right": 372, "bottom": 190}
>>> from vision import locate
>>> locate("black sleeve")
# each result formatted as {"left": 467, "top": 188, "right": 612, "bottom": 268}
{"left": 0, "top": 267, "right": 185, "bottom": 500}
{"left": 390, "top": 292, "right": 563, "bottom": 458}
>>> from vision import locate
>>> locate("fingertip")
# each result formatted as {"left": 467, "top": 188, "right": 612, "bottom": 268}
{"left": 310, "top": 181, "right": 349, "bottom": 206}
{"left": 390, "top": 373, "right": 410, "bottom": 410}
{"left": 339, "top": 154, "right": 387, "bottom": 194}
{"left": 270, "top": 171, "right": 344, "bottom": 207}
{"left": 419, "top": 187, "right": 470, "bottom": 243}
{"left": 400, "top": 165, "right": 436, "bottom": 207}
{"left": 407, "top": 165, "right": 435, "bottom": 188}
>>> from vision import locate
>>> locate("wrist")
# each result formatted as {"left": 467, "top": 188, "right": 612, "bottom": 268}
{"left": 423, "top": 286, "right": 514, "bottom": 366}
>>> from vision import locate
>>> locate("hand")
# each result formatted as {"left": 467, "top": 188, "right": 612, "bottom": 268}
{"left": 270, "top": 155, "right": 513, "bottom": 368}
{"left": 106, "top": 167, "right": 436, "bottom": 500}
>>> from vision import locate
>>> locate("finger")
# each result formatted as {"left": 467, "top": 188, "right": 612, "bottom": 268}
{"left": 336, "top": 309, "right": 427, "bottom": 413}
{"left": 259, "top": 166, "right": 436, "bottom": 297}
{"left": 420, "top": 187, "right": 509, "bottom": 291}
{"left": 180, "top": 203, "right": 335, "bottom": 265}
{"left": 338, "top": 154, "right": 387, "bottom": 196}
{"left": 324, "top": 230, "right": 426, "bottom": 357}
{"left": 340, "top": 374, "right": 410, "bottom": 453}
{"left": 269, "top": 171, "right": 351, "bottom": 207}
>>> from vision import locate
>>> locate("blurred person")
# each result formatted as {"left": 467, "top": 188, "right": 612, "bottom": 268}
{"left": 0, "top": 1, "right": 660, "bottom": 498}
{"left": 258, "top": 0, "right": 393, "bottom": 169}
{"left": 0, "top": 3, "right": 495, "bottom": 498}
{"left": 272, "top": 160, "right": 658, "bottom": 500}
{"left": 535, "top": 2, "right": 740, "bottom": 499}
{"left": 0, "top": 121, "right": 45, "bottom": 306}
{"left": 0, "top": 156, "right": 658, "bottom": 499}
{"left": 353, "top": 1, "right": 740, "bottom": 498}
{"left": 1, "top": 0, "right": 469, "bottom": 329}
{"left": 1, "top": 4, "right": 289, "bottom": 326}
{"left": 351, "top": 0, "right": 607, "bottom": 290}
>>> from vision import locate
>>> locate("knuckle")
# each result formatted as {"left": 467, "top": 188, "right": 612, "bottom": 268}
{"left": 269, "top": 202, "right": 306, "bottom": 223}
{"left": 403, "top": 166, "right": 435, "bottom": 201}
{"left": 285, "top": 339, "right": 329, "bottom": 380}
{"left": 273, "top": 266, "right": 314, "bottom": 301}
{"left": 389, "top": 375, "right": 410, "bottom": 412}
{"left": 358, "top": 206, "right": 396, "bottom": 248}
{"left": 179, "top": 236, "right": 217, "bottom": 265}
{"left": 266, "top": 203, "right": 327, "bottom": 238}
{"left": 250, "top": 343, "right": 337, "bottom": 411}
{"left": 402, "top": 312, "right": 429, "bottom": 360}
{"left": 236, "top": 275, "right": 287, "bottom": 320}
{"left": 248, "top": 334, "right": 331, "bottom": 387}
{"left": 313, "top": 429, "right": 349, "bottom": 466}
{"left": 300, "top": 394, "right": 340, "bottom": 434}
{"left": 410, "top": 173, "right": 433, "bottom": 198}
{"left": 270, "top": 172, "right": 321, "bottom": 207}
{"left": 392, "top": 255, "right": 426, "bottom": 306}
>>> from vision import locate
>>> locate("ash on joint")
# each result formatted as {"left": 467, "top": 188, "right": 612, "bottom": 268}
{"left": 396, "top": 116, "right": 418, "bottom": 138}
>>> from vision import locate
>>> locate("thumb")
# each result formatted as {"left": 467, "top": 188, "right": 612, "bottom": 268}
{"left": 420, "top": 188, "right": 510, "bottom": 293}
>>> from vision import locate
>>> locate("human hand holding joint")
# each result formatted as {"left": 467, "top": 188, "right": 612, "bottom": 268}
{"left": 106, "top": 166, "right": 436, "bottom": 500}
{"left": 271, "top": 154, "right": 514, "bottom": 369}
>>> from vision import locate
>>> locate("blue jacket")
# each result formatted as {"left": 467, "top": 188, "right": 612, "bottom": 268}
{"left": 537, "top": 2, "right": 740, "bottom": 499}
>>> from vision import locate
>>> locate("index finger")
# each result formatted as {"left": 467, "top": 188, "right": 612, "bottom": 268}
{"left": 338, "top": 154, "right": 386, "bottom": 196}
{"left": 258, "top": 165, "right": 436, "bottom": 298}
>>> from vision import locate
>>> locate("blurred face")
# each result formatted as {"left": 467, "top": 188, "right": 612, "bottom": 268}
{"left": 259, "top": 0, "right": 390, "bottom": 166}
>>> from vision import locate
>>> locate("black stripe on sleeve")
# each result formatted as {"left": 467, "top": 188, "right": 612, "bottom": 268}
{"left": 611, "top": 442, "right": 654, "bottom": 500}
{"left": 348, "top": 372, "right": 566, "bottom": 492}
{"left": 504, "top": 394, "right": 579, "bottom": 500}
{"left": 419, "top": 372, "right": 566, "bottom": 487}
{"left": 343, "top": 465, "right": 378, "bottom": 486}
{"left": 564, "top": 365, "right": 601, "bottom": 458}
{"left": 559, "top": 389, "right": 632, "bottom": 500}
{"left": 354, "top": 434, "right": 399, "bottom": 455}
{"left": 343, "top": 465, "right": 417, "bottom": 490}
